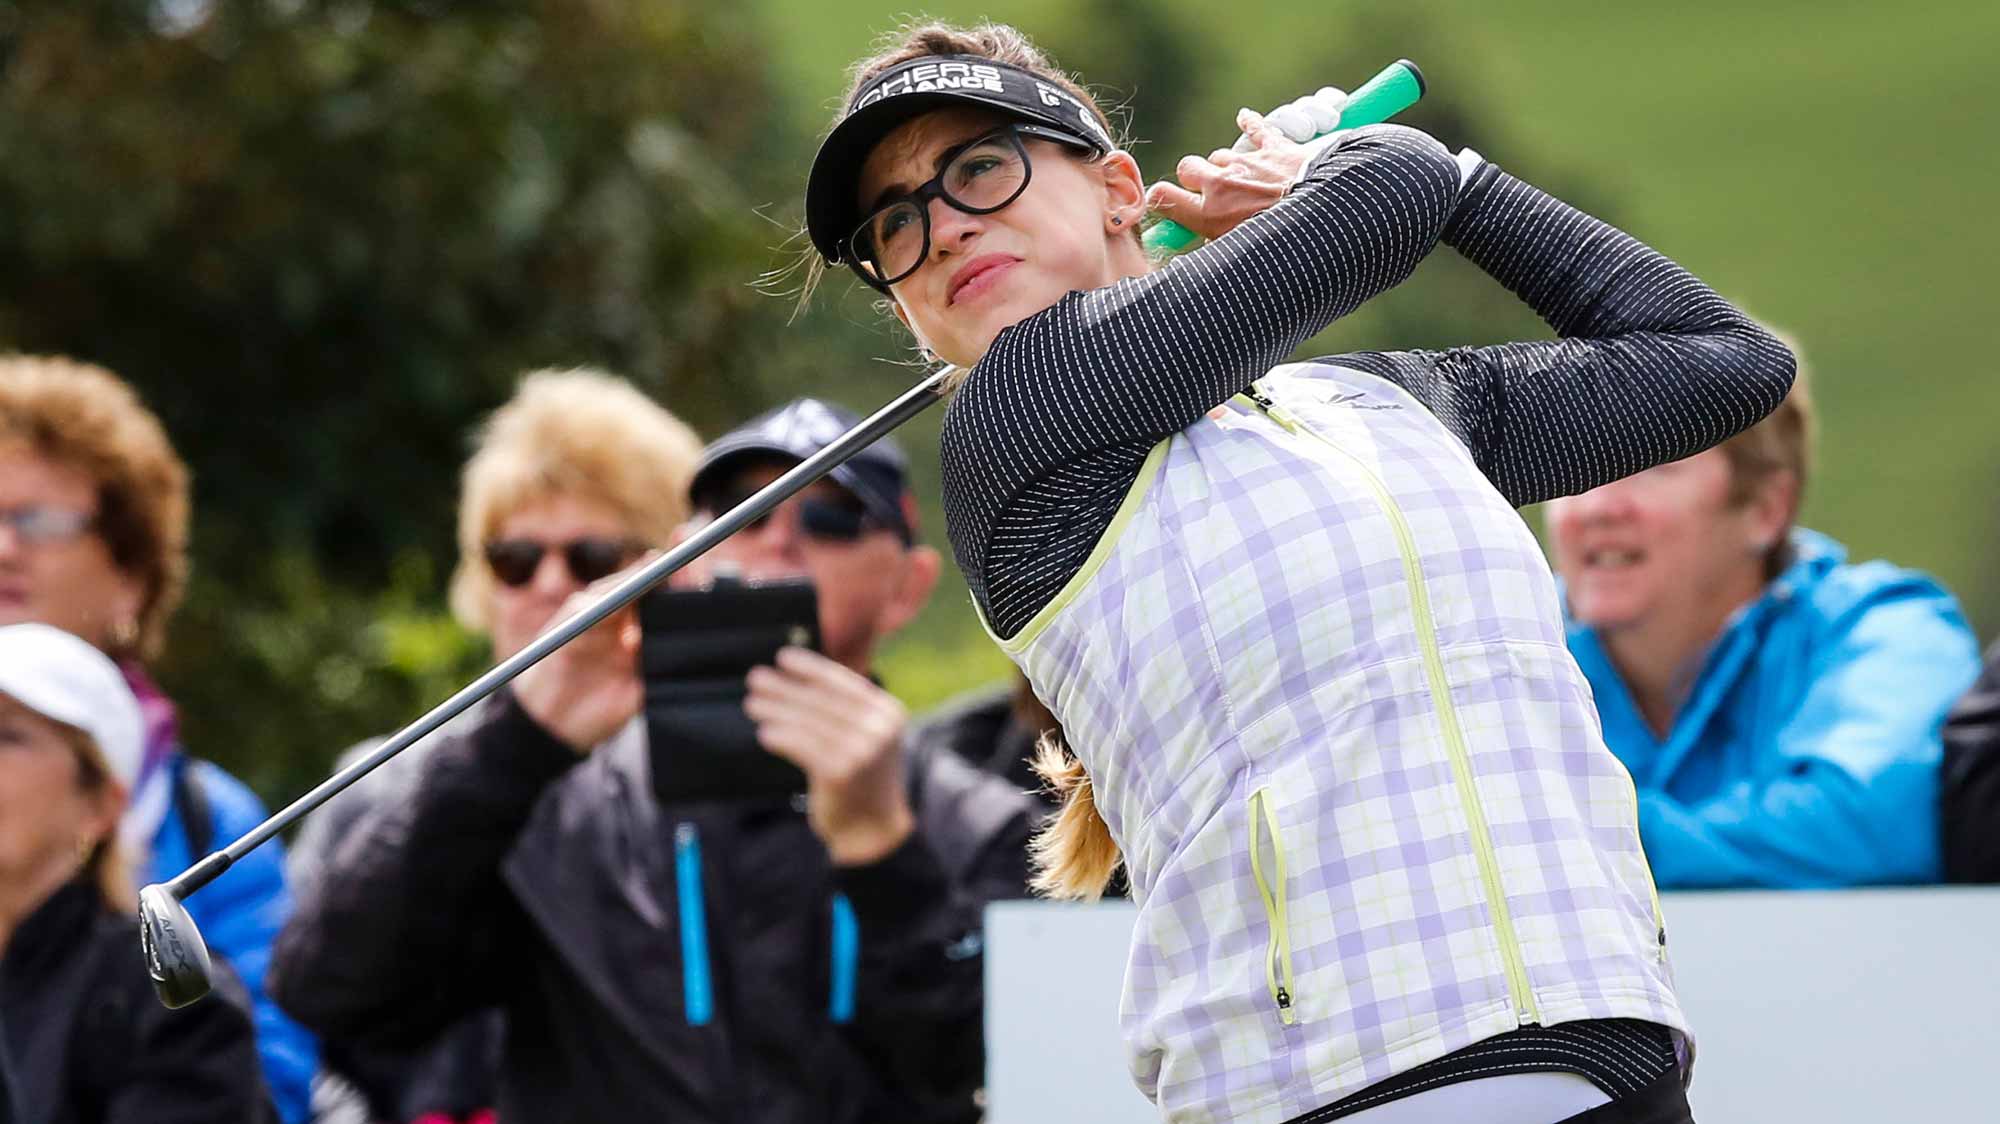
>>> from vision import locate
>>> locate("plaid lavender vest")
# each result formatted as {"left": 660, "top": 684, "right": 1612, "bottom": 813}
{"left": 987, "top": 363, "right": 1688, "bottom": 1123}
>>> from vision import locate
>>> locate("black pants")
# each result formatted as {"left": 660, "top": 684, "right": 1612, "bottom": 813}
{"left": 1560, "top": 1073, "right": 1695, "bottom": 1124}
{"left": 1283, "top": 1070, "right": 1695, "bottom": 1124}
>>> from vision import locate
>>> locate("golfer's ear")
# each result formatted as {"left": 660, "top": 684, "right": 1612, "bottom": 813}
{"left": 1099, "top": 150, "right": 1146, "bottom": 217}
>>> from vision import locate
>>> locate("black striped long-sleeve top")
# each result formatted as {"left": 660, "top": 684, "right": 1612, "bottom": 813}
{"left": 940, "top": 125, "right": 1797, "bottom": 640}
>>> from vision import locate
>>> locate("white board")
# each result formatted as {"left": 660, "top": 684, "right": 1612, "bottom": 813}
{"left": 986, "top": 889, "right": 2000, "bottom": 1122}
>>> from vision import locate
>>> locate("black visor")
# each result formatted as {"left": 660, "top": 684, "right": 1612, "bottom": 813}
{"left": 804, "top": 55, "right": 1113, "bottom": 265}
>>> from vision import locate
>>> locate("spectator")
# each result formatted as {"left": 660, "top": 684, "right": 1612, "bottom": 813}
{"left": 272, "top": 396, "right": 1039, "bottom": 1123}
{"left": 1941, "top": 642, "right": 2000, "bottom": 881}
{"left": 286, "top": 369, "right": 702, "bottom": 1124}
{"left": 0, "top": 355, "right": 316, "bottom": 1119}
{"left": 0, "top": 622, "right": 271, "bottom": 1122}
{"left": 1547, "top": 361, "right": 1980, "bottom": 888}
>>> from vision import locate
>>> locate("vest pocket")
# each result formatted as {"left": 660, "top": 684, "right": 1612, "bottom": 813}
{"left": 1248, "top": 787, "right": 1298, "bottom": 1026}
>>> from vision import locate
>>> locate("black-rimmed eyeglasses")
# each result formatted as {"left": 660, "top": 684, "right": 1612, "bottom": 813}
{"left": 844, "top": 123, "right": 1099, "bottom": 293}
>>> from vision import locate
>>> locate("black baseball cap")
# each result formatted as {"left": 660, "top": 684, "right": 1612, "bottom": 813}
{"left": 690, "top": 398, "right": 917, "bottom": 543}
{"left": 804, "top": 55, "right": 1115, "bottom": 265}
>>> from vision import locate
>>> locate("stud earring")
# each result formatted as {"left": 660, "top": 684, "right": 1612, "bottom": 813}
{"left": 1111, "top": 215, "right": 1124, "bottom": 226}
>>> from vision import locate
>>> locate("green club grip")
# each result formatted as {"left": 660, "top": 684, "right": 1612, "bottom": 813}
{"left": 1142, "top": 58, "right": 1427, "bottom": 256}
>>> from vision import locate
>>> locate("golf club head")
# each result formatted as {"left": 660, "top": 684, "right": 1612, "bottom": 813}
{"left": 139, "top": 882, "right": 214, "bottom": 1008}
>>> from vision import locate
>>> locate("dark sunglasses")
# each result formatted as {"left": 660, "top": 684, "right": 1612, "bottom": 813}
{"left": 712, "top": 490, "right": 886, "bottom": 544}
{"left": 482, "top": 537, "right": 644, "bottom": 588}
{"left": 844, "top": 122, "right": 1099, "bottom": 293}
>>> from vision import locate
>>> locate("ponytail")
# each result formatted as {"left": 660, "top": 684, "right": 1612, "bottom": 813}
{"left": 1028, "top": 733, "right": 1123, "bottom": 900}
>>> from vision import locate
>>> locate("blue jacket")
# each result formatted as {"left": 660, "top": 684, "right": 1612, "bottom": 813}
{"left": 150, "top": 755, "right": 317, "bottom": 1123}
{"left": 1565, "top": 528, "right": 1980, "bottom": 889}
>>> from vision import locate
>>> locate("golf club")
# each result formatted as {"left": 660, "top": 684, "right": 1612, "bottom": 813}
{"left": 139, "top": 368, "right": 950, "bottom": 1008}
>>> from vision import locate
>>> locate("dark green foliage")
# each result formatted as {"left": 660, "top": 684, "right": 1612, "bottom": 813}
{"left": 0, "top": 0, "right": 799, "bottom": 796}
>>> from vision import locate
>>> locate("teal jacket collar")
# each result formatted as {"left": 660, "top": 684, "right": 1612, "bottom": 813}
{"left": 1566, "top": 528, "right": 1844, "bottom": 787}
{"left": 1564, "top": 527, "right": 1979, "bottom": 888}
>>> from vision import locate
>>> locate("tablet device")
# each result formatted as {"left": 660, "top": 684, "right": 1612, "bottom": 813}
{"left": 639, "top": 576, "right": 820, "bottom": 804}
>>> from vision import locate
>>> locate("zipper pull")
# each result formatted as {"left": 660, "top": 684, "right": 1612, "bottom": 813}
{"left": 1243, "top": 384, "right": 1304, "bottom": 434}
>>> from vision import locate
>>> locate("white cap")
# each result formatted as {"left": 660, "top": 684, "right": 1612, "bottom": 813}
{"left": 0, "top": 622, "right": 144, "bottom": 791}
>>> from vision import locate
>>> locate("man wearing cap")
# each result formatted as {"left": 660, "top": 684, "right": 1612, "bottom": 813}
{"left": 0, "top": 623, "right": 271, "bottom": 1121}
{"left": 271, "top": 400, "right": 1039, "bottom": 1124}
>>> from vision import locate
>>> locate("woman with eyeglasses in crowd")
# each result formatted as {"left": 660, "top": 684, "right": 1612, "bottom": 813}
{"left": 798, "top": 21, "right": 1795, "bottom": 1124}
{"left": 0, "top": 355, "right": 317, "bottom": 1121}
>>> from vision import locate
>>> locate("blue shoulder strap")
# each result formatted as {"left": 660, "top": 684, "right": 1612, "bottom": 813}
{"left": 172, "top": 757, "right": 216, "bottom": 858}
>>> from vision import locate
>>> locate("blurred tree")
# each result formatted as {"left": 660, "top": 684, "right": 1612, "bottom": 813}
{"left": 0, "top": 0, "right": 799, "bottom": 797}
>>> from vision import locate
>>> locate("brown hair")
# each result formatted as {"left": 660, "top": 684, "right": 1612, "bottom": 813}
{"left": 835, "top": 22, "right": 1121, "bottom": 143}
{"left": 0, "top": 356, "right": 190, "bottom": 661}
{"left": 50, "top": 718, "right": 135, "bottom": 913}
{"left": 1028, "top": 732, "right": 1123, "bottom": 900}
{"left": 448, "top": 369, "right": 704, "bottom": 633}
{"left": 1718, "top": 334, "right": 1814, "bottom": 572}
{"left": 796, "top": 20, "right": 1137, "bottom": 312}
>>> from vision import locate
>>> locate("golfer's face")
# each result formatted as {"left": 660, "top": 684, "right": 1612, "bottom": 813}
{"left": 858, "top": 107, "right": 1122, "bottom": 368}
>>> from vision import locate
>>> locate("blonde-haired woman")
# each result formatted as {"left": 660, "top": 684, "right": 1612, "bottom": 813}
{"left": 0, "top": 353, "right": 316, "bottom": 1121}
{"left": 0, "top": 623, "right": 270, "bottom": 1122}
{"left": 446, "top": 367, "right": 704, "bottom": 661}
{"left": 283, "top": 368, "right": 701, "bottom": 1124}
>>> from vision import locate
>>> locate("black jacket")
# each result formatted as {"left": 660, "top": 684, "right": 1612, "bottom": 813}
{"left": 287, "top": 728, "right": 502, "bottom": 1124}
{"left": 1942, "top": 641, "right": 2000, "bottom": 882}
{"left": 910, "top": 683, "right": 1050, "bottom": 809}
{"left": 270, "top": 692, "right": 1037, "bottom": 1123}
{"left": 0, "top": 879, "right": 272, "bottom": 1124}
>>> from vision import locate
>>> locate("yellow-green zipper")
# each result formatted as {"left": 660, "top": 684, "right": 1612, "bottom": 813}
{"left": 1240, "top": 386, "right": 1541, "bottom": 1025}
{"left": 1617, "top": 765, "right": 1670, "bottom": 963}
{"left": 1248, "top": 788, "right": 1298, "bottom": 1025}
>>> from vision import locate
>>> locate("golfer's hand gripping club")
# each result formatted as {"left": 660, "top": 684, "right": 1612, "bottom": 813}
{"left": 1142, "top": 59, "right": 1426, "bottom": 257}
{"left": 137, "top": 369, "right": 952, "bottom": 1008}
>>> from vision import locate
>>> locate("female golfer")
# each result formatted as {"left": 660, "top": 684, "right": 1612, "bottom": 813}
{"left": 803, "top": 22, "right": 1792, "bottom": 1124}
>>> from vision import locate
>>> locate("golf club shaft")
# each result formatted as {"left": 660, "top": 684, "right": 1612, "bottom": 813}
{"left": 165, "top": 369, "right": 951, "bottom": 901}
